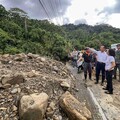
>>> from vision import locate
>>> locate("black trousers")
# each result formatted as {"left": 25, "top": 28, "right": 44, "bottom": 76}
{"left": 106, "top": 70, "right": 113, "bottom": 93}
{"left": 83, "top": 62, "right": 92, "bottom": 79}
{"left": 96, "top": 62, "right": 105, "bottom": 83}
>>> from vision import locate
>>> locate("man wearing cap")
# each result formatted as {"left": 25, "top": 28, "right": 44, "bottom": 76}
{"left": 114, "top": 44, "right": 120, "bottom": 81}
{"left": 90, "top": 46, "right": 107, "bottom": 85}
{"left": 82, "top": 47, "right": 92, "bottom": 81}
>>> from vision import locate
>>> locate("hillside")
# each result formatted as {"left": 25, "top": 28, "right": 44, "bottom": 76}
{"left": 0, "top": 4, "right": 120, "bottom": 60}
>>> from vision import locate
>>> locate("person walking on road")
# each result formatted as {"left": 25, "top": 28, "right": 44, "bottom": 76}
{"left": 82, "top": 47, "right": 92, "bottom": 81}
{"left": 71, "top": 47, "right": 79, "bottom": 68}
{"left": 90, "top": 46, "right": 107, "bottom": 85}
{"left": 114, "top": 44, "right": 120, "bottom": 81}
{"left": 103, "top": 49, "right": 116, "bottom": 94}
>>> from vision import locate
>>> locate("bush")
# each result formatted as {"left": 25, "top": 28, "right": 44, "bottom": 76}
{"left": 5, "top": 46, "right": 22, "bottom": 54}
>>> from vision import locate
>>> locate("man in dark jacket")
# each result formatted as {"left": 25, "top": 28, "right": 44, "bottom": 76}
{"left": 82, "top": 48, "right": 92, "bottom": 81}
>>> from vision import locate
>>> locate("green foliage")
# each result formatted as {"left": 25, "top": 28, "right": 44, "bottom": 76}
{"left": 29, "top": 28, "right": 46, "bottom": 42}
{"left": 0, "top": 4, "right": 8, "bottom": 18}
{"left": 0, "top": 4, "right": 120, "bottom": 60}
{"left": 0, "top": 28, "right": 15, "bottom": 53}
{"left": 5, "top": 46, "right": 22, "bottom": 54}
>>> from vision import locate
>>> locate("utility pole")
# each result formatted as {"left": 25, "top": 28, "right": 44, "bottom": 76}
{"left": 25, "top": 16, "right": 28, "bottom": 39}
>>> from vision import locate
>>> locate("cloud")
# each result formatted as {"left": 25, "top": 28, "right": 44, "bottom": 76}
{"left": 63, "top": 17, "right": 70, "bottom": 24}
{"left": 0, "top": 0, "right": 72, "bottom": 19}
{"left": 74, "top": 19, "right": 87, "bottom": 25}
{"left": 98, "top": 0, "right": 120, "bottom": 15}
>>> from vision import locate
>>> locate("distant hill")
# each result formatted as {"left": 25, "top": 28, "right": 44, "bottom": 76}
{"left": 0, "top": 4, "right": 120, "bottom": 60}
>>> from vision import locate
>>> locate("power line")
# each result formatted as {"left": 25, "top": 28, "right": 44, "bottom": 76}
{"left": 54, "top": 0, "right": 62, "bottom": 24}
{"left": 38, "top": 0, "right": 51, "bottom": 21}
{"left": 48, "top": 0, "right": 60, "bottom": 25}
{"left": 58, "top": 0, "right": 64, "bottom": 25}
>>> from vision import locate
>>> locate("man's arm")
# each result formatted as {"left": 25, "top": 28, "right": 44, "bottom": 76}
{"left": 89, "top": 48, "right": 98, "bottom": 54}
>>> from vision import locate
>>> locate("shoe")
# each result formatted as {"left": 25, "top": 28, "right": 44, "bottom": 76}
{"left": 103, "top": 88, "right": 108, "bottom": 90}
{"left": 95, "top": 82, "right": 98, "bottom": 84}
{"left": 89, "top": 78, "right": 93, "bottom": 81}
{"left": 105, "top": 91, "right": 113, "bottom": 94}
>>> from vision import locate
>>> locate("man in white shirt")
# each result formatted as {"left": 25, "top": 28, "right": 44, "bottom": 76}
{"left": 90, "top": 46, "right": 107, "bottom": 85}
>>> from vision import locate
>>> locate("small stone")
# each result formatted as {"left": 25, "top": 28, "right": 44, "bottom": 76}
{"left": 11, "top": 88, "right": 18, "bottom": 94}
{"left": 40, "top": 57, "right": 46, "bottom": 62}
{"left": 46, "top": 111, "right": 54, "bottom": 117}
{"left": 49, "top": 102, "right": 56, "bottom": 110}
{"left": 4, "top": 114, "right": 9, "bottom": 119}
{"left": 53, "top": 66, "right": 59, "bottom": 72}
{"left": 3, "top": 84, "right": 11, "bottom": 89}
{"left": 13, "top": 105, "right": 17, "bottom": 112}
{"left": 27, "top": 70, "right": 39, "bottom": 78}
{"left": 60, "top": 81, "right": 70, "bottom": 88}
{"left": 53, "top": 115, "right": 62, "bottom": 120}
{"left": 0, "top": 107, "right": 7, "bottom": 110}
{"left": 0, "top": 83, "right": 3, "bottom": 88}
{"left": 17, "top": 88, "right": 21, "bottom": 93}
{"left": 52, "top": 71, "right": 57, "bottom": 74}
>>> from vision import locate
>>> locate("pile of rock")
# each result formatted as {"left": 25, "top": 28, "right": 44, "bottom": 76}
{"left": 0, "top": 53, "right": 91, "bottom": 120}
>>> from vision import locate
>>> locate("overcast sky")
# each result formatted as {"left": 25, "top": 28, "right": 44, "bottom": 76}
{"left": 0, "top": 0, "right": 120, "bottom": 28}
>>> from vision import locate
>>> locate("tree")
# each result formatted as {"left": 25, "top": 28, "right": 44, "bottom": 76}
{"left": 0, "top": 29, "right": 15, "bottom": 53}
{"left": 29, "top": 28, "right": 46, "bottom": 42}
{"left": 0, "top": 5, "right": 8, "bottom": 19}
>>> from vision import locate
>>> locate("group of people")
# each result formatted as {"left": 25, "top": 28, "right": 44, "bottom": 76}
{"left": 70, "top": 44, "right": 120, "bottom": 94}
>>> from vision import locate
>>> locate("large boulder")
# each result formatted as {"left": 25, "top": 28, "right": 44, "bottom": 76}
{"left": 1, "top": 73, "right": 25, "bottom": 85}
{"left": 59, "top": 92, "right": 92, "bottom": 120}
{"left": 19, "top": 93, "right": 49, "bottom": 120}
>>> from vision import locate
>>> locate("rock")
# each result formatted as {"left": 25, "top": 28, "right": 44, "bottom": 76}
{"left": 40, "top": 57, "right": 46, "bottom": 62}
{"left": 1, "top": 59, "right": 9, "bottom": 64}
{"left": 27, "top": 53, "right": 39, "bottom": 59}
{"left": 27, "top": 70, "right": 39, "bottom": 78}
{"left": 11, "top": 88, "right": 18, "bottom": 94}
{"left": 52, "top": 71, "right": 57, "bottom": 74}
{"left": 3, "top": 84, "right": 11, "bottom": 89}
{"left": 12, "top": 105, "right": 17, "bottom": 112}
{"left": 19, "top": 93, "right": 49, "bottom": 120}
{"left": 14, "top": 57, "right": 23, "bottom": 62}
{"left": 46, "top": 102, "right": 56, "bottom": 117}
{"left": 17, "top": 88, "right": 21, "bottom": 93}
{"left": 0, "top": 107, "right": 7, "bottom": 110}
{"left": 53, "top": 115, "right": 62, "bottom": 120}
{"left": 0, "top": 83, "right": 3, "bottom": 88}
{"left": 60, "top": 82, "right": 70, "bottom": 88}
{"left": 1, "top": 73, "right": 25, "bottom": 85}
{"left": 53, "top": 66, "right": 59, "bottom": 72}
{"left": 49, "top": 102, "right": 56, "bottom": 110}
{"left": 2, "top": 54, "right": 10, "bottom": 58}
{"left": 59, "top": 92, "right": 92, "bottom": 120}
{"left": 27, "top": 53, "right": 34, "bottom": 59}
{"left": 46, "top": 111, "right": 54, "bottom": 117}
{"left": 14, "top": 53, "right": 26, "bottom": 61}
